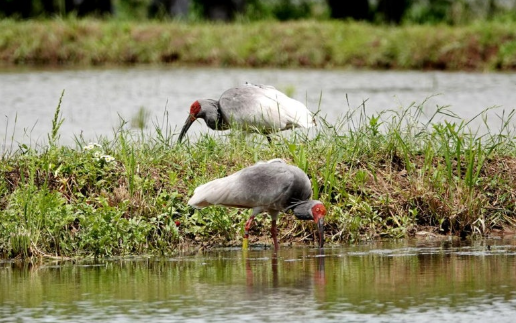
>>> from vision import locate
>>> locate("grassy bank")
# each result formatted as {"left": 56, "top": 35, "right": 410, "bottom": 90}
{"left": 1, "top": 95, "right": 516, "bottom": 259}
{"left": 2, "top": 19, "right": 516, "bottom": 70}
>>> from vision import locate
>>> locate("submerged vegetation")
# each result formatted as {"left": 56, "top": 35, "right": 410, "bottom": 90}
{"left": 1, "top": 93, "right": 516, "bottom": 259}
{"left": 1, "top": 18, "right": 516, "bottom": 70}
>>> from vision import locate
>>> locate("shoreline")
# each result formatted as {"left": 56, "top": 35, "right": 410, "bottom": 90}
{"left": 1, "top": 19, "right": 516, "bottom": 71}
{"left": 2, "top": 100, "right": 516, "bottom": 259}
{"left": 2, "top": 19, "right": 516, "bottom": 259}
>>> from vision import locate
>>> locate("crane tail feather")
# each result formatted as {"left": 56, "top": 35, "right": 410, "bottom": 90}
{"left": 187, "top": 177, "right": 238, "bottom": 208}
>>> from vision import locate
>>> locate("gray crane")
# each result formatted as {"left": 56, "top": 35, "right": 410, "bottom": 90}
{"left": 188, "top": 159, "right": 326, "bottom": 251}
{"left": 178, "top": 82, "right": 316, "bottom": 143}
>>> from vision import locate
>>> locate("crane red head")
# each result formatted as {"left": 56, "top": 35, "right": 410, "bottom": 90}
{"left": 189, "top": 101, "right": 201, "bottom": 121}
{"left": 312, "top": 202, "right": 326, "bottom": 249}
{"left": 291, "top": 200, "right": 326, "bottom": 249}
{"left": 178, "top": 101, "right": 202, "bottom": 143}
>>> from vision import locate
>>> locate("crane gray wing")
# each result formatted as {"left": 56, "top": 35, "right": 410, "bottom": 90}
{"left": 244, "top": 82, "right": 276, "bottom": 90}
{"left": 218, "top": 85, "right": 313, "bottom": 132}
{"left": 188, "top": 162, "right": 308, "bottom": 210}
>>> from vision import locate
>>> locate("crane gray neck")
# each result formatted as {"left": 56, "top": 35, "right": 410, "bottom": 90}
{"left": 289, "top": 200, "right": 315, "bottom": 221}
{"left": 197, "top": 99, "right": 228, "bottom": 130}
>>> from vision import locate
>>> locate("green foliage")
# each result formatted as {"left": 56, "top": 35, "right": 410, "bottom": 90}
{"left": 268, "top": 0, "right": 314, "bottom": 21}
{"left": 2, "top": 19, "right": 516, "bottom": 70}
{"left": 2, "top": 186, "right": 75, "bottom": 257}
{"left": 131, "top": 106, "right": 151, "bottom": 130}
{"left": 406, "top": 0, "right": 453, "bottom": 24}
{"left": 48, "top": 90, "right": 65, "bottom": 147}
{"left": 2, "top": 93, "right": 516, "bottom": 259}
{"left": 4, "top": 0, "right": 516, "bottom": 24}
{"left": 75, "top": 198, "right": 152, "bottom": 256}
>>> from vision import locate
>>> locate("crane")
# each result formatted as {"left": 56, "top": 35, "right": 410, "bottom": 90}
{"left": 188, "top": 159, "right": 325, "bottom": 251}
{"left": 178, "top": 83, "right": 316, "bottom": 143}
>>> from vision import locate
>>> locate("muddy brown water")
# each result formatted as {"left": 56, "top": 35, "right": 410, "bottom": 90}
{"left": 1, "top": 67, "right": 516, "bottom": 149}
{"left": 1, "top": 238, "right": 516, "bottom": 322}
{"left": 2, "top": 67, "right": 516, "bottom": 321}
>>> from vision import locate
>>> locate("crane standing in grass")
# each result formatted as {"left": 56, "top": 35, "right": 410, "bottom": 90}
{"left": 178, "top": 82, "right": 316, "bottom": 143}
{"left": 187, "top": 159, "right": 326, "bottom": 251}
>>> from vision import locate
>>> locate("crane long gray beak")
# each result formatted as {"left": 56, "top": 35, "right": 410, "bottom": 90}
{"left": 317, "top": 218, "right": 324, "bottom": 249}
{"left": 178, "top": 115, "right": 195, "bottom": 143}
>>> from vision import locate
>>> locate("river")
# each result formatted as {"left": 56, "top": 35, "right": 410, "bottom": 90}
{"left": 1, "top": 238, "right": 516, "bottom": 322}
{"left": 1, "top": 67, "right": 516, "bottom": 149}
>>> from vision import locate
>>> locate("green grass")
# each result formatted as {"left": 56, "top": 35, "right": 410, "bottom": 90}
{"left": 2, "top": 95, "right": 516, "bottom": 259}
{"left": 1, "top": 18, "right": 516, "bottom": 70}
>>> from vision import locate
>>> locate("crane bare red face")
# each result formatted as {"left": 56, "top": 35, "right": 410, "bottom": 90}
{"left": 189, "top": 101, "right": 202, "bottom": 121}
{"left": 311, "top": 203, "right": 326, "bottom": 222}
{"left": 312, "top": 203, "right": 326, "bottom": 248}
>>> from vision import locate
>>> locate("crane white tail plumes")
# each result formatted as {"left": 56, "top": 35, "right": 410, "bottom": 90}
{"left": 188, "top": 175, "right": 241, "bottom": 208}
{"left": 255, "top": 158, "right": 285, "bottom": 165}
{"left": 246, "top": 83, "right": 315, "bottom": 130}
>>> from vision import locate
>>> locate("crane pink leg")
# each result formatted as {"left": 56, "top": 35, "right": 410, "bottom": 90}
{"left": 271, "top": 219, "right": 279, "bottom": 251}
{"left": 244, "top": 215, "right": 255, "bottom": 239}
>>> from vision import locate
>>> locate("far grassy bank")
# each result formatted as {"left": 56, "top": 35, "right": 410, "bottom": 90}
{"left": 1, "top": 96, "right": 516, "bottom": 259}
{"left": 1, "top": 19, "right": 516, "bottom": 70}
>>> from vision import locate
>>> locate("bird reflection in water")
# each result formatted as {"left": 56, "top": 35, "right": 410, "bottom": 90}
{"left": 313, "top": 250, "right": 327, "bottom": 302}
{"left": 243, "top": 249, "right": 326, "bottom": 301}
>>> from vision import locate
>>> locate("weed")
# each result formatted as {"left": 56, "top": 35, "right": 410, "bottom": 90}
{"left": 2, "top": 19, "right": 516, "bottom": 71}
{"left": 2, "top": 95, "right": 516, "bottom": 259}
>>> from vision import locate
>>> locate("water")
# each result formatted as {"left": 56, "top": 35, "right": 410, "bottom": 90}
{"left": 1, "top": 66, "right": 516, "bottom": 148}
{"left": 2, "top": 68, "right": 516, "bottom": 320}
{"left": 1, "top": 239, "right": 516, "bottom": 322}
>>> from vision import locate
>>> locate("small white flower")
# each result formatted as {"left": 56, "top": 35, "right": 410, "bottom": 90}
{"left": 93, "top": 151, "right": 101, "bottom": 158}
{"left": 83, "top": 142, "right": 102, "bottom": 151}
{"left": 101, "top": 155, "right": 115, "bottom": 163}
